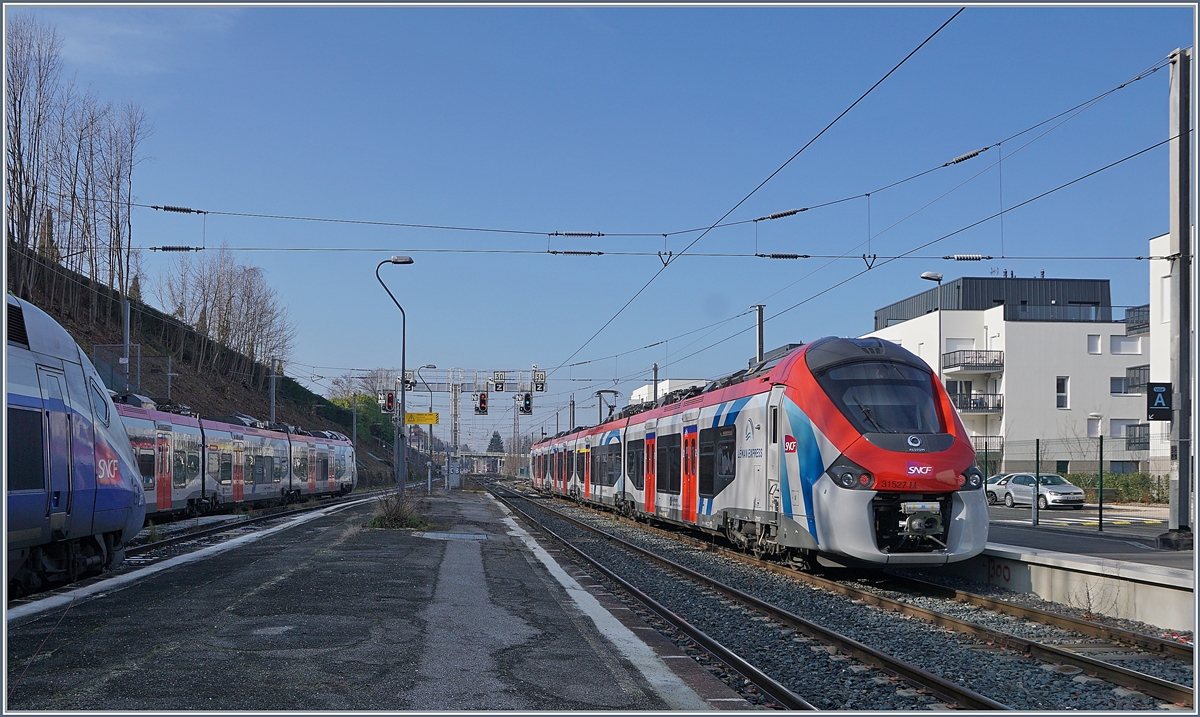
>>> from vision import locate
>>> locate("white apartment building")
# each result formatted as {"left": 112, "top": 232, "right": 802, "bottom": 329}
{"left": 864, "top": 276, "right": 1151, "bottom": 474}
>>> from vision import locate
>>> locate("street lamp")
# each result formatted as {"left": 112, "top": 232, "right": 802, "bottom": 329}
{"left": 376, "top": 255, "right": 414, "bottom": 494}
{"left": 920, "top": 271, "right": 944, "bottom": 383}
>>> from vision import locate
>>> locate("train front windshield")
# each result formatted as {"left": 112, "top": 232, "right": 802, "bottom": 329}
{"left": 815, "top": 361, "right": 941, "bottom": 435}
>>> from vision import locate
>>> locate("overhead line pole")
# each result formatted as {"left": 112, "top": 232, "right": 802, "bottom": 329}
{"left": 1161, "top": 48, "right": 1193, "bottom": 550}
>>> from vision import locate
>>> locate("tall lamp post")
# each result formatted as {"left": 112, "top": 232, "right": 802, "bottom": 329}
{"left": 376, "top": 255, "right": 414, "bottom": 494}
{"left": 921, "top": 271, "right": 944, "bottom": 384}
{"left": 418, "top": 363, "right": 436, "bottom": 492}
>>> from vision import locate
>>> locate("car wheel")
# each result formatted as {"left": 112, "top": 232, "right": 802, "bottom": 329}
{"left": 986, "top": 491, "right": 997, "bottom": 505}
{"left": 1037, "top": 495, "right": 1048, "bottom": 510}
{"left": 1004, "top": 493, "right": 1014, "bottom": 508}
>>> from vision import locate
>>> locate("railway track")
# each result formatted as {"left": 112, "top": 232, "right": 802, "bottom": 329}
{"left": 489, "top": 484, "right": 1010, "bottom": 710}
{"left": 499, "top": 482, "right": 1192, "bottom": 710}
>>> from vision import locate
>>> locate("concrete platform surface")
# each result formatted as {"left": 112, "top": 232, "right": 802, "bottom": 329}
{"left": 6, "top": 491, "right": 748, "bottom": 711}
{"left": 986, "top": 522, "right": 1195, "bottom": 572}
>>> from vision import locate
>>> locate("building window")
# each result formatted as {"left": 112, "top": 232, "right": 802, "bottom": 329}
{"left": 1110, "top": 419, "right": 1139, "bottom": 439}
{"left": 1087, "top": 335, "right": 1101, "bottom": 354}
{"left": 1056, "top": 460, "right": 1070, "bottom": 474}
{"left": 1109, "top": 460, "right": 1139, "bottom": 475}
{"left": 1056, "top": 377, "right": 1069, "bottom": 409}
{"left": 1110, "top": 377, "right": 1129, "bottom": 395}
{"left": 1087, "top": 417, "right": 1101, "bottom": 438}
{"left": 1110, "top": 335, "right": 1141, "bottom": 355}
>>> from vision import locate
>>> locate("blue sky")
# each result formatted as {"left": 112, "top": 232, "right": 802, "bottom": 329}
{"left": 19, "top": 5, "right": 1195, "bottom": 449}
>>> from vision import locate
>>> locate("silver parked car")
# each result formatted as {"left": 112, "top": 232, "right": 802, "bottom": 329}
{"left": 1002, "top": 473, "right": 1085, "bottom": 510}
{"left": 985, "top": 474, "right": 1009, "bottom": 505}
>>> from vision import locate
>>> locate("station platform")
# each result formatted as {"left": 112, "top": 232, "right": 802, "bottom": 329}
{"left": 6, "top": 490, "right": 752, "bottom": 711}
{"left": 929, "top": 515, "right": 1197, "bottom": 633}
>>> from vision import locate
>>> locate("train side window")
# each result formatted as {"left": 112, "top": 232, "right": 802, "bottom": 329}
{"left": 208, "top": 450, "right": 219, "bottom": 477}
{"left": 567, "top": 451, "right": 575, "bottom": 478}
{"left": 274, "top": 453, "right": 285, "bottom": 482}
{"left": 715, "top": 426, "right": 737, "bottom": 495}
{"left": 187, "top": 448, "right": 201, "bottom": 480}
{"left": 89, "top": 378, "right": 109, "bottom": 426}
{"left": 138, "top": 449, "right": 156, "bottom": 489}
{"left": 657, "top": 434, "right": 682, "bottom": 494}
{"left": 259, "top": 455, "right": 273, "bottom": 484}
{"left": 770, "top": 407, "right": 778, "bottom": 443}
{"left": 7, "top": 407, "right": 46, "bottom": 491}
{"left": 626, "top": 439, "right": 644, "bottom": 489}
{"left": 173, "top": 449, "right": 188, "bottom": 488}
{"left": 698, "top": 428, "right": 716, "bottom": 497}
{"left": 220, "top": 453, "right": 233, "bottom": 484}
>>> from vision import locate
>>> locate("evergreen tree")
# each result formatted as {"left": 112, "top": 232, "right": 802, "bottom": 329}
{"left": 487, "top": 431, "right": 504, "bottom": 452}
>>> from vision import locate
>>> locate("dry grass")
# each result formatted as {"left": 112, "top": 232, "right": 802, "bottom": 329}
{"left": 364, "top": 491, "right": 430, "bottom": 530}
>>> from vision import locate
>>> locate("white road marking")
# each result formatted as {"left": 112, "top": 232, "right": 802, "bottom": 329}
{"left": 488, "top": 494, "right": 712, "bottom": 711}
{"left": 8, "top": 496, "right": 380, "bottom": 623}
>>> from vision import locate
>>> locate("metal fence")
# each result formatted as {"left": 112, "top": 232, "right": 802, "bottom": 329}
{"left": 997, "top": 437, "right": 1179, "bottom": 525}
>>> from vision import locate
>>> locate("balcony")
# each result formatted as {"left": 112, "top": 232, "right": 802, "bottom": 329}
{"left": 1124, "top": 304, "right": 1150, "bottom": 336}
{"left": 1126, "top": 364, "right": 1149, "bottom": 394}
{"left": 971, "top": 435, "right": 1003, "bottom": 454}
{"left": 942, "top": 350, "right": 1004, "bottom": 374}
{"left": 950, "top": 393, "right": 1003, "bottom": 413}
{"left": 1125, "top": 423, "right": 1150, "bottom": 452}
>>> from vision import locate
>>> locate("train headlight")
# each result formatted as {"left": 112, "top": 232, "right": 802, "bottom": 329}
{"left": 827, "top": 455, "right": 874, "bottom": 490}
{"left": 958, "top": 465, "right": 984, "bottom": 490}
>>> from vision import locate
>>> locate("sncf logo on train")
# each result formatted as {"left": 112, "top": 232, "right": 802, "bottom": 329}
{"left": 907, "top": 461, "right": 933, "bottom": 476}
{"left": 96, "top": 440, "right": 123, "bottom": 485}
{"left": 783, "top": 436, "right": 797, "bottom": 454}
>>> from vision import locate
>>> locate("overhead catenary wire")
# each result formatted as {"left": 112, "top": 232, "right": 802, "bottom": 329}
{"left": 543, "top": 8, "right": 965, "bottom": 379}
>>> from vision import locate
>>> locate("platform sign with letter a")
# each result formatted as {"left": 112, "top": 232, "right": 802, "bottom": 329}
{"left": 1148, "top": 382, "right": 1172, "bottom": 421}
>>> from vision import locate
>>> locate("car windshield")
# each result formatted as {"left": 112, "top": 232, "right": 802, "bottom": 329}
{"left": 1037, "top": 475, "right": 1071, "bottom": 486}
{"left": 814, "top": 361, "right": 942, "bottom": 434}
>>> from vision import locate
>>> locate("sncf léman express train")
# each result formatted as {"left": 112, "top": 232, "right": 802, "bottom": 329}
{"left": 7, "top": 295, "right": 146, "bottom": 593}
{"left": 532, "top": 337, "right": 988, "bottom": 567}
{"left": 116, "top": 401, "right": 357, "bottom": 520}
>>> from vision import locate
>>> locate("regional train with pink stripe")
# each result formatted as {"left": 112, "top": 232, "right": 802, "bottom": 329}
{"left": 116, "top": 402, "right": 357, "bottom": 520}
{"left": 531, "top": 337, "right": 988, "bottom": 568}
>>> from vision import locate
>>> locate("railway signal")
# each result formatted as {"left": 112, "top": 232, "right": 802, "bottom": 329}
{"left": 385, "top": 391, "right": 395, "bottom": 414}
{"left": 520, "top": 392, "right": 533, "bottom": 415}
{"left": 475, "top": 392, "right": 488, "bottom": 415}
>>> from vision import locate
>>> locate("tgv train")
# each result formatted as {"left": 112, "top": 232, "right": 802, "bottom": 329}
{"left": 532, "top": 337, "right": 988, "bottom": 567}
{"left": 116, "top": 401, "right": 357, "bottom": 520}
{"left": 7, "top": 295, "right": 146, "bottom": 593}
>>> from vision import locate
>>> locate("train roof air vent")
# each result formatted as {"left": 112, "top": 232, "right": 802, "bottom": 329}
{"left": 7, "top": 301, "right": 29, "bottom": 347}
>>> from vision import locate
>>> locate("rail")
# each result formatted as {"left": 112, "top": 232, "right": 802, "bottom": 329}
{"left": 492, "top": 484, "right": 1010, "bottom": 710}
{"left": 525, "top": 485, "right": 1192, "bottom": 707}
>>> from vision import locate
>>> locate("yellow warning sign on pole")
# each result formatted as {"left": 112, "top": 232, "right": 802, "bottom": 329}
{"left": 405, "top": 412, "right": 440, "bottom": 425}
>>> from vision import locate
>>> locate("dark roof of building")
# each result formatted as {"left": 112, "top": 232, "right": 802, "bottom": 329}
{"left": 874, "top": 277, "right": 1112, "bottom": 330}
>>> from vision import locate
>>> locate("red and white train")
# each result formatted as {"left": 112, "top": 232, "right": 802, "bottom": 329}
{"left": 116, "top": 400, "right": 357, "bottom": 520}
{"left": 531, "top": 337, "right": 988, "bottom": 567}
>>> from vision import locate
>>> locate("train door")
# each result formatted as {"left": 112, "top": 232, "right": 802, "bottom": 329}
{"left": 326, "top": 448, "right": 335, "bottom": 493}
{"left": 232, "top": 439, "right": 245, "bottom": 503}
{"left": 312, "top": 446, "right": 321, "bottom": 496}
{"left": 682, "top": 426, "right": 698, "bottom": 523}
{"left": 583, "top": 444, "right": 592, "bottom": 500}
{"left": 644, "top": 426, "right": 656, "bottom": 514}
{"left": 156, "top": 430, "right": 172, "bottom": 511}
{"left": 36, "top": 367, "right": 72, "bottom": 536}
{"left": 766, "top": 386, "right": 786, "bottom": 520}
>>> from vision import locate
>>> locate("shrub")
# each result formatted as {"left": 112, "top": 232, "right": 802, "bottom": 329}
{"left": 364, "top": 490, "right": 429, "bottom": 530}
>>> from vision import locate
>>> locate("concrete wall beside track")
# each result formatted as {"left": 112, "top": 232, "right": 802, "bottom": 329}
{"left": 935, "top": 544, "right": 1194, "bottom": 632}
